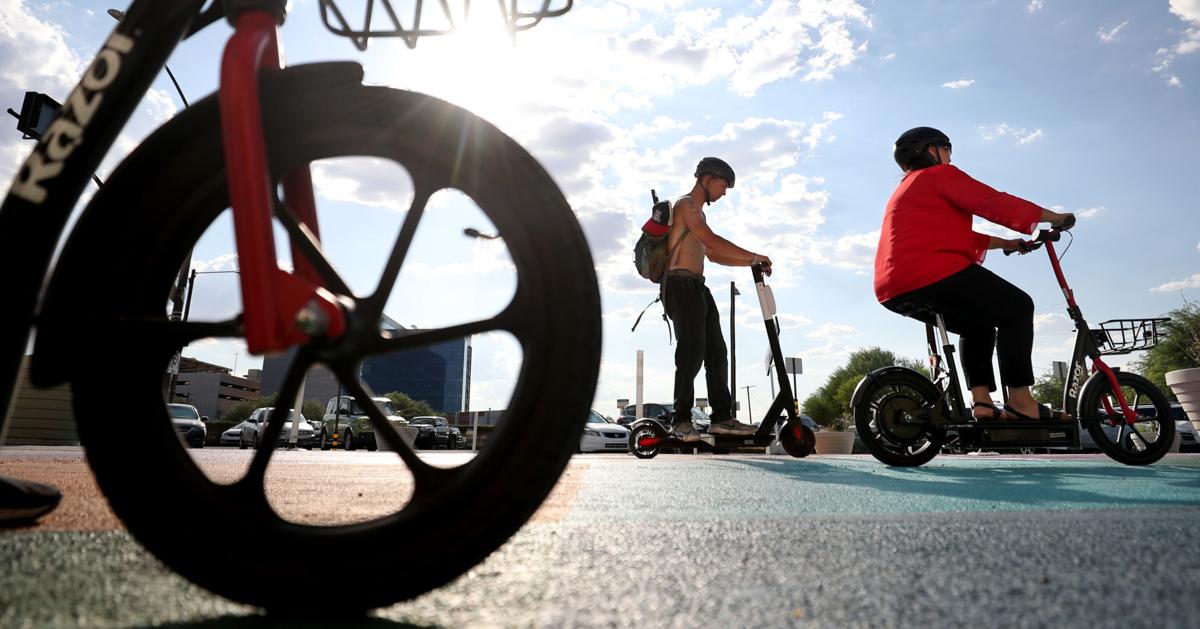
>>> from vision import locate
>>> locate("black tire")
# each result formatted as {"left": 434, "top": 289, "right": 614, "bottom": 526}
{"left": 1079, "top": 371, "right": 1174, "bottom": 466}
{"left": 344, "top": 430, "right": 356, "bottom": 452}
{"left": 630, "top": 424, "right": 664, "bottom": 459}
{"left": 49, "top": 64, "right": 600, "bottom": 613}
{"left": 779, "top": 422, "right": 815, "bottom": 458}
{"left": 319, "top": 432, "right": 330, "bottom": 451}
{"left": 853, "top": 371, "right": 945, "bottom": 467}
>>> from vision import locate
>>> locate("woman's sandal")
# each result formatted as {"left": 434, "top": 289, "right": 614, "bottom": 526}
{"left": 971, "top": 401, "right": 1008, "bottom": 421}
{"left": 1003, "top": 404, "right": 1071, "bottom": 422}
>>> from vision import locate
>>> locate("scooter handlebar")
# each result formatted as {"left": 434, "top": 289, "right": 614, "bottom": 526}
{"left": 1003, "top": 223, "right": 1070, "bottom": 256}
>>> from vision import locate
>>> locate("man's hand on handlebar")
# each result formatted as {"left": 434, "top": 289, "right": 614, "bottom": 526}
{"left": 751, "top": 253, "right": 773, "bottom": 276}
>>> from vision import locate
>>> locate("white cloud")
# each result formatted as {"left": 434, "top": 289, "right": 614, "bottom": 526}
{"left": 1151, "top": 274, "right": 1200, "bottom": 292}
{"left": 0, "top": 0, "right": 85, "bottom": 183}
{"left": 942, "top": 78, "right": 975, "bottom": 89}
{"left": 1153, "top": 2, "right": 1200, "bottom": 82}
{"left": 1026, "top": 0, "right": 1046, "bottom": 14}
{"left": 1097, "top": 21, "right": 1129, "bottom": 44}
{"left": 806, "top": 322, "right": 859, "bottom": 340}
{"left": 803, "top": 230, "right": 879, "bottom": 272}
{"left": 1171, "top": 0, "right": 1200, "bottom": 23}
{"left": 980, "top": 123, "right": 1043, "bottom": 145}
{"left": 1017, "top": 129, "right": 1043, "bottom": 144}
{"left": 1076, "top": 207, "right": 1104, "bottom": 218}
{"left": 1196, "top": 241, "right": 1200, "bottom": 254}
{"left": 881, "top": 52, "right": 896, "bottom": 62}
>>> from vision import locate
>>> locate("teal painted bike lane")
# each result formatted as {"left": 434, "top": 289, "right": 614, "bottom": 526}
{"left": 566, "top": 454, "right": 1200, "bottom": 522}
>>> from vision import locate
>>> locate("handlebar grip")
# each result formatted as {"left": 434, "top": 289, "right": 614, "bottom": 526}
{"left": 751, "top": 263, "right": 765, "bottom": 283}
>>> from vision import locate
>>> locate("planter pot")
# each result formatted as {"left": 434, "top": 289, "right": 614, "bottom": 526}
{"left": 813, "top": 431, "right": 854, "bottom": 455}
{"left": 1166, "top": 367, "right": 1200, "bottom": 434}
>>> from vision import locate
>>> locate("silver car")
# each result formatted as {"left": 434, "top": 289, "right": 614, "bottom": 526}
{"left": 239, "top": 407, "right": 318, "bottom": 449}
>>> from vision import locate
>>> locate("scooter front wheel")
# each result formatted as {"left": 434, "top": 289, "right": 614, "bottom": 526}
{"left": 1078, "top": 371, "right": 1174, "bottom": 466}
{"left": 44, "top": 64, "right": 601, "bottom": 613}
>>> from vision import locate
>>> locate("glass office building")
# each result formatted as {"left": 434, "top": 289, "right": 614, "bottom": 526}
{"left": 261, "top": 315, "right": 470, "bottom": 413}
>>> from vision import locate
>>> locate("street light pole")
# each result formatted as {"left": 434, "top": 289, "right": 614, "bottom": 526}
{"left": 730, "top": 281, "right": 740, "bottom": 419}
{"left": 742, "top": 385, "right": 755, "bottom": 421}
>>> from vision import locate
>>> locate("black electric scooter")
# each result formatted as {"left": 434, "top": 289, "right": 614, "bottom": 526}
{"left": 629, "top": 265, "right": 816, "bottom": 459}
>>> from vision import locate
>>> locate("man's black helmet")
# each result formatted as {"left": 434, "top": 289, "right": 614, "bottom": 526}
{"left": 893, "top": 127, "right": 950, "bottom": 170}
{"left": 695, "top": 157, "right": 735, "bottom": 188}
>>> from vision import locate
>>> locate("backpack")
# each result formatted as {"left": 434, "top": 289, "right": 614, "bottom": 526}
{"left": 631, "top": 190, "right": 689, "bottom": 337}
{"left": 633, "top": 189, "right": 687, "bottom": 283}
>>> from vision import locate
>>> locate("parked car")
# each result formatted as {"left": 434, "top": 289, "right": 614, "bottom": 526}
{"left": 448, "top": 425, "right": 467, "bottom": 449}
{"left": 169, "top": 403, "right": 207, "bottom": 448}
{"left": 619, "top": 403, "right": 710, "bottom": 431}
{"left": 239, "top": 407, "right": 318, "bottom": 449}
{"left": 220, "top": 422, "right": 248, "bottom": 447}
{"left": 619, "top": 402, "right": 671, "bottom": 425}
{"left": 321, "top": 396, "right": 407, "bottom": 451}
{"left": 580, "top": 410, "right": 629, "bottom": 452}
{"left": 410, "top": 416, "right": 456, "bottom": 449}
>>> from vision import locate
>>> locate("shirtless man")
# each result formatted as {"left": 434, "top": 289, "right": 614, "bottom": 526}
{"left": 664, "top": 157, "right": 774, "bottom": 442}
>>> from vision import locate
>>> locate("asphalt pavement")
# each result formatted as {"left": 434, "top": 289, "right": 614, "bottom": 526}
{"left": 2, "top": 446, "right": 1199, "bottom": 628}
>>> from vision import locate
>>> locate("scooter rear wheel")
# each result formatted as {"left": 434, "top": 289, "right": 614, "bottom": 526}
{"left": 629, "top": 424, "right": 664, "bottom": 459}
{"left": 853, "top": 370, "right": 945, "bottom": 467}
{"left": 779, "top": 422, "right": 815, "bottom": 458}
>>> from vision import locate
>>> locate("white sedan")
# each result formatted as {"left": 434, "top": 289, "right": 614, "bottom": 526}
{"left": 579, "top": 411, "right": 629, "bottom": 453}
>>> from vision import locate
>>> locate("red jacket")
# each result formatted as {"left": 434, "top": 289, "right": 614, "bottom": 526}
{"left": 874, "top": 164, "right": 1042, "bottom": 302}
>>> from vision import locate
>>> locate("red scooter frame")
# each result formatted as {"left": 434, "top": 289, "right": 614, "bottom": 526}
{"left": 220, "top": 6, "right": 345, "bottom": 354}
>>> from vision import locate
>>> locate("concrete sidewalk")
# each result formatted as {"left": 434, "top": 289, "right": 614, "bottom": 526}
{"left": 3, "top": 449, "right": 1199, "bottom": 628}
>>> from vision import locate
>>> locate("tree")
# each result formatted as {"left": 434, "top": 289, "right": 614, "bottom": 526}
{"left": 224, "top": 393, "right": 325, "bottom": 423}
{"left": 383, "top": 391, "right": 438, "bottom": 418}
{"left": 802, "top": 347, "right": 927, "bottom": 430}
{"left": 1031, "top": 371, "right": 1066, "bottom": 406}
{"left": 1133, "top": 300, "right": 1200, "bottom": 401}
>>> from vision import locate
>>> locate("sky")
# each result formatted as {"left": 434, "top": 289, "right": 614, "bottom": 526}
{"left": 2, "top": 0, "right": 1198, "bottom": 419}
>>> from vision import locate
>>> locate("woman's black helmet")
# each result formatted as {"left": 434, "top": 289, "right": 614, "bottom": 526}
{"left": 893, "top": 127, "right": 950, "bottom": 171}
{"left": 695, "top": 157, "right": 735, "bottom": 188}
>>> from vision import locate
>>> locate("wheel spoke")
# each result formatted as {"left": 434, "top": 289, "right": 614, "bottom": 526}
{"left": 240, "top": 349, "right": 312, "bottom": 492}
{"left": 332, "top": 365, "right": 459, "bottom": 498}
{"left": 364, "top": 311, "right": 512, "bottom": 359}
{"left": 272, "top": 191, "right": 353, "bottom": 296}
{"left": 114, "top": 317, "right": 243, "bottom": 349}
{"left": 361, "top": 185, "right": 433, "bottom": 321}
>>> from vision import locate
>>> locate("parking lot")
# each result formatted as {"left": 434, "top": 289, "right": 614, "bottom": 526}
{"left": 2, "top": 447, "right": 1200, "bottom": 627}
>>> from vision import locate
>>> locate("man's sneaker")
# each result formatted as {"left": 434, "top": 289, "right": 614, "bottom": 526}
{"left": 709, "top": 418, "right": 757, "bottom": 436}
{"left": 0, "top": 475, "right": 62, "bottom": 527}
{"left": 672, "top": 421, "right": 703, "bottom": 442}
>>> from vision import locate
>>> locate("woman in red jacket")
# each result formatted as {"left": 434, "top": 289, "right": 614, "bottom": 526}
{"left": 874, "top": 127, "right": 1073, "bottom": 422}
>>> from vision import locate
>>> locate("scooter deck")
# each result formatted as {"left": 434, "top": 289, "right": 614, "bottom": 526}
{"left": 652, "top": 432, "right": 774, "bottom": 451}
{"left": 948, "top": 418, "right": 1078, "bottom": 449}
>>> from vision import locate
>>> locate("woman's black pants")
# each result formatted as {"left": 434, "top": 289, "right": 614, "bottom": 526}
{"left": 882, "top": 264, "right": 1035, "bottom": 391}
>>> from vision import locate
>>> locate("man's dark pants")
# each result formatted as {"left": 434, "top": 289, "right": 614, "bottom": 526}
{"left": 664, "top": 271, "right": 732, "bottom": 426}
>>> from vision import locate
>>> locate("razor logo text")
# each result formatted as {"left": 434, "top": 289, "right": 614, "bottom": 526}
{"left": 10, "top": 32, "right": 134, "bottom": 204}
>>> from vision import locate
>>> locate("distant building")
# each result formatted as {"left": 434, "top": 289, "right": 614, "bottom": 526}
{"left": 260, "top": 315, "right": 470, "bottom": 413}
{"left": 172, "top": 360, "right": 260, "bottom": 421}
